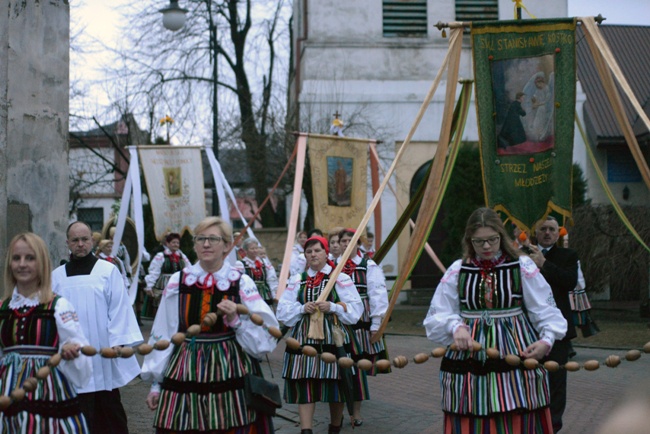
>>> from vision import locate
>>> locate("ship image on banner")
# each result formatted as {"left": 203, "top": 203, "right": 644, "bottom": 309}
{"left": 472, "top": 18, "right": 576, "bottom": 231}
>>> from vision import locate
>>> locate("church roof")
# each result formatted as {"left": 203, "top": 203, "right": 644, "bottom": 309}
{"left": 577, "top": 24, "right": 650, "bottom": 146}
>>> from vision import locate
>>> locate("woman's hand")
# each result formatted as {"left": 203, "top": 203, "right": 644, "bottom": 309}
{"left": 303, "top": 302, "right": 317, "bottom": 314}
{"left": 315, "top": 301, "right": 331, "bottom": 312}
{"left": 522, "top": 340, "right": 550, "bottom": 361}
{"left": 146, "top": 392, "right": 160, "bottom": 410}
{"left": 60, "top": 343, "right": 81, "bottom": 360}
{"left": 217, "top": 299, "right": 238, "bottom": 323}
{"left": 452, "top": 326, "right": 473, "bottom": 351}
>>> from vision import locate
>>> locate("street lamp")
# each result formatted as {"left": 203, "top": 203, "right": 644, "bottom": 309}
{"left": 160, "top": 0, "right": 220, "bottom": 215}
{"left": 159, "top": 1, "right": 188, "bottom": 32}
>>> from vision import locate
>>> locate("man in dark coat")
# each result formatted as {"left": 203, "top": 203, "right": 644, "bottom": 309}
{"left": 498, "top": 92, "right": 527, "bottom": 149}
{"left": 528, "top": 216, "right": 578, "bottom": 433}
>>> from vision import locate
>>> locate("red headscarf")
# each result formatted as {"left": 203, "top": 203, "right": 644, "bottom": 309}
{"left": 305, "top": 235, "right": 329, "bottom": 255}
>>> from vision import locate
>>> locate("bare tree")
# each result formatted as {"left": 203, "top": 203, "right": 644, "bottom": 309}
{"left": 102, "top": 0, "right": 292, "bottom": 227}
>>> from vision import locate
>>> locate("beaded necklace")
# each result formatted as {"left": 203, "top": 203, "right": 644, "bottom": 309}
{"left": 470, "top": 254, "right": 507, "bottom": 308}
{"left": 12, "top": 305, "right": 38, "bottom": 318}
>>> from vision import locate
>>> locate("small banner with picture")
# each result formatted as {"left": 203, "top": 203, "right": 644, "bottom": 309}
{"left": 472, "top": 18, "right": 576, "bottom": 231}
{"left": 308, "top": 135, "right": 368, "bottom": 231}
{"left": 138, "top": 145, "right": 206, "bottom": 240}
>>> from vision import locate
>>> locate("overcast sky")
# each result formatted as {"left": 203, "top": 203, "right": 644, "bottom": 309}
{"left": 70, "top": 0, "right": 649, "bottom": 123}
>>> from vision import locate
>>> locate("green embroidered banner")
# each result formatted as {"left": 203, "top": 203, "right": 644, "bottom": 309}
{"left": 472, "top": 19, "right": 576, "bottom": 232}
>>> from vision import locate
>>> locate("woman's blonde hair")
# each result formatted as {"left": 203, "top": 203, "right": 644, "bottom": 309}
{"left": 4, "top": 232, "right": 54, "bottom": 303}
{"left": 194, "top": 216, "right": 233, "bottom": 246}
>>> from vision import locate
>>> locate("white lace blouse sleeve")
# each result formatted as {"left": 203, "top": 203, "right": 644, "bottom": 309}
{"left": 140, "top": 271, "right": 181, "bottom": 385}
{"left": 519, "top": 256, "right": 568, "bottom": 347}
{"left": 144, "top": 252, "right": 165, "bottom": 289}
{"left": 289, "top": 247, "right": 306, "bottom": 276}
{"left": 265, "top": 262, "right": 279, "bottom": 299}
{"left": 276, "top": 274, "right": 304, "bottom": 326}
{"left": 423, "top": 260, "right": 464, "bottom": 346}
{"left": 332, "top": 273, "right": 364, "bottom": 325}
{"left": 54, "top": 297, "right": 92, "bottom": 389}
{"left": 235, "top": 275, "right": 279, "bottom": 359}
{"left": 576, "top": 261, "right": 585, "bottom": 291}
{"left": 366, "top": 260, "right": 388, "bottom": 331}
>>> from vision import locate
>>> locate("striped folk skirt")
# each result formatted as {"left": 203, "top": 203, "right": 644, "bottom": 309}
{"left": 141, "top": 274, "right": 173, "bottom": 319}
{"left": 154, "top": 333, "right": 273, "bottom": 433}
{"left": 439, "top": 308, "right": 552, "bottom": 434}
{"left": 282, "top": 314, "right": 356, "bottom": 404}
{"left": 254, "top": 281, "right": 274, "bottom": 305}
{"left": 443, "top": 408, "right": 553, "bottom": 434}
{"left": 0, "top": 346, "right": 88, "bottom": 434}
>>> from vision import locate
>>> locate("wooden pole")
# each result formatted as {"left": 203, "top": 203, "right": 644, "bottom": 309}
{"left": 307, "top": 25, "right": 464, "bottom": 339}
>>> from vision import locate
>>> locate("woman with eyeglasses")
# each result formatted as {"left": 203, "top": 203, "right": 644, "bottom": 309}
{"left": 424, "top": 207, "right": 566, "bottom": 434}
{"left": 141, "top": 217, "right": 279, "bottom": 433}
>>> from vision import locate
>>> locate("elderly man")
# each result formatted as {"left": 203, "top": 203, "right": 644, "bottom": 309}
{"left": 52, "top": 221, "right": 143, "bottom": 434}
{"left": 528, "top": 216, "right": 578, "bottom": 433}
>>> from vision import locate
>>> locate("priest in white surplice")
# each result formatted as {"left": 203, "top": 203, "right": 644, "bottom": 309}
{"left": 52, "top": 221, "right": 143, "bottom": 434}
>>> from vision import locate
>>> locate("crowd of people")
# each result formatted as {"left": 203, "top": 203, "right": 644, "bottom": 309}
{"left": 0, "top": 208, "right": 598, "bottom": 433}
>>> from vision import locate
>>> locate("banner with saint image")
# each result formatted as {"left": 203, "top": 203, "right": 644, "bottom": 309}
{"left": 138, "top": 146, "right": 206, "bottom": 240}
{"left": 308, "top": 135, "right": 368, "bottom": 231}
{"left": 472, "top": 19, "right": 576, "bottom": 231}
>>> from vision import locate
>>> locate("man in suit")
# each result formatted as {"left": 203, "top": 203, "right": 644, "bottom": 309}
{"left": 528, "top": 216, "right": 578, "bottom": 433}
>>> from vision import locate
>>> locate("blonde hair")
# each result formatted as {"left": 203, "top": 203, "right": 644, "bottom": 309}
{"left": 4, "top": 232, "right": 54, "bottom": 303}
{"left": 91, "top": 232, "right": 102, "bottom": 245}
{"left": 194, "top": 217, "right": 233, "bottom": 245}
{"left": 98, "top": 239, "right": 113, "bottom": 252}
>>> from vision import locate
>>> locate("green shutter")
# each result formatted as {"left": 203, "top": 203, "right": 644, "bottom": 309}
{"left": 383, "top": 1, "right": 428, "bottom": 38}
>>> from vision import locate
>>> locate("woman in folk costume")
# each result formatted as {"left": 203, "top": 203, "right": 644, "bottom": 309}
{"left": 96, "top": 239, "right": 130, "bottom": 289}
{"left": 327, "top": 227, "right": 344, "bottom": 262}
{"left": 289, "top": 230, "right": 308, "bottom": 277}
{"left": 142, "top": 232, "right": 191, "bottom": 319}
{"left": 234, "top": 238, "right": 278, "bottom": 306}
{"left": 0, "top": 232, "right": 91, "bottom": 432}
{"left": 142, "top": 217, "right": 279, "bottom": 433}
{"left": 277, "top": 236, "right": 363, "bottom": 434}
{"left": 424, "top": 208, "right": 566, "bottom": 434}
{"left": 337, "top": 228, "right": 389, "bottom": 427}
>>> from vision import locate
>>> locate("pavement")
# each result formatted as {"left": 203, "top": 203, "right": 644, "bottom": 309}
{"left": 122, "top": 315, "right": 650, "bottom": 434}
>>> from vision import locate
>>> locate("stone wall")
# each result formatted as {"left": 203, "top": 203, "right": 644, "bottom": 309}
{"left": 0, "top": 1, "right": 70, "bottom": 291}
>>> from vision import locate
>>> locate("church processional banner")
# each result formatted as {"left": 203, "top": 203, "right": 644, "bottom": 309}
{"left": 472, "top": 19, "right": 576, "bottom": 231}
{"left": 308, "top": 135, "right": 368, "bottom": 231}
{"left": 138, "top": 146, "right": 206, "bottom": 240}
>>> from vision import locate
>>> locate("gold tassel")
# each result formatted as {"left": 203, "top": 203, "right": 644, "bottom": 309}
{"left": 442, "top": 29, "right": 447, "bottom": 38}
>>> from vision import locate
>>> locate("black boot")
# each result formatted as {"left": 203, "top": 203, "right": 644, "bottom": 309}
{"left": 328, "top": 424, "right": 342, "bottom": 434}
{"left": 300, "top": 430, "right": 313, "bottom": 434}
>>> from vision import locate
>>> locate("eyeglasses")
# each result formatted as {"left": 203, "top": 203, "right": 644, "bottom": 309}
{"left": 471, "top": 236, "right": 500, "bottom": 247}
{"left": 193, "top": 235, "right": 224, "bottom": 245}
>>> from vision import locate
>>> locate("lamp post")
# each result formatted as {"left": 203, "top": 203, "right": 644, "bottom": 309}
{"left": 160, "top": 0, "right": 220, "bottom": 215}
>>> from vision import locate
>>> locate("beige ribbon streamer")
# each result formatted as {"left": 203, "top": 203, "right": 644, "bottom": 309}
{"left": 275, "top": 134, "right": 307, "bottom": 301}
{"left": 371, "top": 26, "right": 463, "bottom": 344}
{"left": 580, "top": 17, "right": 650, "bottom": 191}
{"left": 368, "top": 142, "right": 446, "bottom": 274}
{"left": 307, "top": 26, "right": 465, "bottom": 340}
